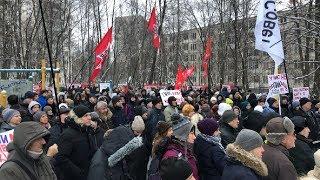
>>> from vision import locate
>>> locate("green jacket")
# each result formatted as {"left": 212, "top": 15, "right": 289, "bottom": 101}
{"left": 0, "top": 122, "right": 57, "bottom": 180}
{"left": 163, "top": 105, "right": 178, "bottom": 124}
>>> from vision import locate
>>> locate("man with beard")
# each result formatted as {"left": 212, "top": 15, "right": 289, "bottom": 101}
{"left": 110, "top": 95, "right": 128, "bottom": 127}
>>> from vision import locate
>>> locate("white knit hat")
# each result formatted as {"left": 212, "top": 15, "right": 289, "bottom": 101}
{"left": 131, "top": 116, "right": 145, "bottom": 132}
{"left": 218, "top": 103, "right": 232, "bottom": 116}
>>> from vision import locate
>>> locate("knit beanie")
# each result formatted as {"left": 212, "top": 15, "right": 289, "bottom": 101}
{"left": 90, "top": 112, "right": 102, "bottom": 123}
{"left": 266, "top": 117, "right": 295, "bottom": 145}
{"left": 3, "top": 109, "right": 20, "bottom": 123}
{"left": 197, "top": 118, "right": 219, "bottom": 136}
{"left": 218, "top": 103, "right": 232, "bottom": 116}
{"left": 112, "top": 95, "right": 122, "bottom": 105}
{"left": 220, "top": 110, "right": 237, "bottom": 124}
{"left": 131, "top": 116, "right": 145, "bottom": 132}
{"left": 28, "top": 101, "right": 41, "bottom": 114}
{"left": 33, "top": 111, "right": 47, "bottom": 122}
{"left": 160, "top": 157, "right": 193, "bottom": 180}
{"left": 172, "top": 117, "right": 194, "bottom": 142}
{"left": 156, "top": 121, "right": 172, "bottom": 136}
{"left": 73, "top": 105, "right": 91, "bottom": 118}
{"left": 234, "top": 129, "right": 263, "bottom": 151}
{"left": 290, "top": 116, "right": 307, "bottom": 133}
{"left": 59, "top": 103, "right": 69, "bottom": 109}
{"left": 300, "top": 97, "right": 311, "bottom": 107}
{"left": 225, "top": 98, "right": 234, "bottom": 106}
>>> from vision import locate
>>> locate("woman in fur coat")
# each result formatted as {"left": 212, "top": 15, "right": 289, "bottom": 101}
{"left": 222, "top": 129, "right": 268, "bottom": 180}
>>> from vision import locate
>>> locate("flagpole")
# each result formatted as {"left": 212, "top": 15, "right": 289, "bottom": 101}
{"left": 38, "top": 0, "right": 60, "bottom": 115}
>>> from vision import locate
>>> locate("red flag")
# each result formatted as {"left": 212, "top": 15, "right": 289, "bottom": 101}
{"left": 152, "top": 33, "right": 160, "bottom": 49}
{"left": 175, "top": 65, "right": 184, "bottom": 90}
{"left": 148, "top": 7, "right": 157, "bottom": 33}
{"left": 202, "top": 36, "right": 213, "bottom": 77}
{"left": 183, "top": 65, "right": 194, "bottom": 80}
{"left": 89, "top": 27, "right": 113, "bottom": 82}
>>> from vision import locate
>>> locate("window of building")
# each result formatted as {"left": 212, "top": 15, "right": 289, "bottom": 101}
{"left": 192, "top": 33, "right": 197, "bottom": 39}
{"left": 183, "top": 44, "right": 188, "bottom": 50}
{"left": 190, "top": 54, "right": 196, "bottom": 60}
{"left": 191, "top": 44, "right": 197, "bottom": 50}
{"left": 183, "top": 33, "right": 189, "bottom": 40}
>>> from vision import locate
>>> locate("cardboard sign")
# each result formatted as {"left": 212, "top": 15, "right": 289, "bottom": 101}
{"left": 293, "top": 87, "right": 309, "bottom": 102}
{"left": 0, "top": 130, "right": 14, "bottom": 165}
{"left": 159, "top": 90, "right": 184, "bottom": 106}
{"left": 267, "top": 74, "right": 288, "bottom": 95}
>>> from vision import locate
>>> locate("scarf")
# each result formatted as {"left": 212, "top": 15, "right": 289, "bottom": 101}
{"left": 199, "top": 133, "right": 225, "bottom": 153}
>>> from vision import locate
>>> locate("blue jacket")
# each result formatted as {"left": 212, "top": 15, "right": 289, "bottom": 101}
{"left": 194, "top": 135, "right": 227, "bottom": 180}
{"left": 38, "top": 95, "right": 47, "bottom": 109}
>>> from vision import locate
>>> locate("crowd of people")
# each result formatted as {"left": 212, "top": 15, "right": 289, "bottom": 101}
{"left": 0, "top": 84, "right": 319, "bottom": 180}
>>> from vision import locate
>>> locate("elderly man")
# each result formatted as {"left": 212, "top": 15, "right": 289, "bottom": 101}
{"left": 95, "top": 101, "right": 113, "bottom": 131}
{"left": 0, "top": 122, "right": 57, "bottom": 180}
{"left": 262, "top": 117, "right": 298, "bottom": 180}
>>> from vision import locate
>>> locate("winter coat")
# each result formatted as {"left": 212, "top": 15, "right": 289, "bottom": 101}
{"left": 0, "top": 122, "right": 57, "bottom": 180}
{"left": 262, "top": 106, "right": 279, "bottom": 118}
{"left": 38, "top": 95, "right": 47, "bottom": 109}
{"left": 221, "top": 144, "right": 268, "bottom": 180}
{"left": 162, "top": 139, "right": 199, "bottom": 180}
{"left": 220, "top": 123, "right": 238, "bottom": 148}
{"left": 145, "top": 108, "right": 165, "bottom": 154}
{"left": 289, "top": 134, "right": 315, "bottom": 175}
{"left": 0, "top": 122, "right": 15, "bottom": 133}
{"left": 96, "top": 110, "right": 113, "bottom": 131}
{"left": 194, "top": 134, "right": 227, "bottom": 180}
{"left": 47, "top": 121, "right": 68, "bottom": 148}
{"left": 87, "top": 126, "right": 143, "bottom": 180}
{"left": 11, "top": 104, "right": 32, "bottom": 122}
{"left": 88, "top": 127, "right": 105, "bottom": 154}
{"left": 124, "top": 103, "right": 135, "bottom": 123}
{"left": 110, "top": 106, "right": 128, "bottom": 127}
{"left": 262, "top": 143, "right": 298, "bottom": 180}
{"left": 163, "top": 105, "right": 178, "bottom": 124}
{"left": 54, "top": 115, "right": 92, "bottom": 180}
{"left": 293, "top": 108, "right": 320, "bottom": 141}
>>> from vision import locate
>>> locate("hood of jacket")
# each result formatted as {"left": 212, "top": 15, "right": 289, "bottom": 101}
{"left": 28, "top": 101, "right": 41, "bottom": 114}
{"left": 226, "top": 143, "right": 268, "bottom": 177}
{"left": 12, "top": 122, "right": 50, "bottom": 157}
{"left": 0, "top": 122, "right": 15, "bottom": 132}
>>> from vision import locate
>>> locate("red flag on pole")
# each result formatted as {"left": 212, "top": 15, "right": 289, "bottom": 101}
{"left": 183, "top": 65, "right": 194, "bottom": 81}
{"left": 89, "top": 27, "right": 113, "bottom": 82}
{"left": 148, "top": 7, "right": 157, "bottom": 33}
{"left": 147, "top": 7, "right": 160, "bottom": 49}
{"left": 175, "top": 65, "right": 195, "bottom": 89}
{"left": 202, "top": 36, "right": 213, "bottom": 77}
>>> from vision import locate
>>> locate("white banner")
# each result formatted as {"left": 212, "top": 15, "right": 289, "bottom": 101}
{"left": 255, "top": 0, "right": 284, "bottom": 66}
{"left": 293, "top": 87, "right": 310, "bottom": 102}
{"left": 267, "top": 74, "right": 289, "bottom": 96}
{"left": 159, "top": 90, "right": 184, "bottom": 106}
{"left": 0, "top": 130, "right": 14, "bottom": 165}
{"left": 99, "top": 82, "right": 112, "bottom": 92}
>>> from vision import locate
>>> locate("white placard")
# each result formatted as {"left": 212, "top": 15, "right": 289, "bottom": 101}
{"left": 267, "top": 74, "right": 288, "bottom": 96}
{"left": 100, "top": 82, "right": 111, "bottom": 92}
{"left": 159, "top": 90, "right": 184, "bottom": 106}
{"left": 0, "top": 130, "right": 14, "bottom": 165}
{"left": 293, "top": 87, "right": 309, "bottom": 101}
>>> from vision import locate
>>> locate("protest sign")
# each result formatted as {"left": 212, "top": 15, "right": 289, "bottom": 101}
{"left": 0, "top": 80, "right": 32, "bottom": 97}
{"left": 159, "top": 90, "right": 184, "bottom": 106}
{"left": 293, "top": 87, "right": 309, "bottom": 102}
{"left": 267, "top": 74, "right": 288, "bottom": 96}
{"left": 0, "top": 130, "right": 14, "bottom": 165}
{"left": 100, "top": 82, "right": 112, "bottom": 92}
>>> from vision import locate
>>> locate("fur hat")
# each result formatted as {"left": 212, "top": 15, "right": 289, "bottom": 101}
{"left": 290, "top": 116, "right": 307, "bottom": 133}
{"left": 197, "top": 118, "right": 219, "bottom": 136}
{"left": 220, "top": 110, "right": 237, "bottom": 124}
{"left": 266, "top": 117, "right": 295, "bottom": 145}
{"left": 218, "top": 103, "right": 232, "bottom": 116}
{"left": 131, "top": 116, "right": 145, "bottom": 132}
{"left": 172, "top": 117, "right": 194, "bottom": 142}
{"left": 160, "top": 157, "right": 193, "bottom": 180}
{"left": 2, "top": 109, "right": 20, "bottom": 123}
{"left": 156, "top": 121, "right": 172, "bottom": 136}
{"left": 234, "top": 129, "right": 263, "bottom": 151}
{"left": 73, "top": 105, "right": 91, "bottom": 118}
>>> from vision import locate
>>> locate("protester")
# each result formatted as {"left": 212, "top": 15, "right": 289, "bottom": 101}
{"left": 89, "top": 112, "right": 106, "bottom": 153}
{"left": 152, "top": 121, "right": 173, "bottom": 157}
{"left": 38, "top": 90, "right": 48, "bottom": 108}
{"left": 164, "top": 96, "right": 178, "bottom": 124}
{"left": 190, "top": 104, "right": 204, "bottom": 135}
{"left": 0, "top": 122, "right": 57, "bottom": 180}
{"left": 221, "top": 129, "right": 268, "bottom": 180}
{"left": 220, "top": 110, "right": 239, "bottom": 147}
{"left": 194, "top": 118, "right": 227, "bottom": 180}
{"left": 262, "top": 117, "right": 298, "bottom": 180}
{"left": 300, "top": 149, "right": 320, "bottom": 180}
{"left": 47, "top": 107, "right": 70, "bottom": 147}
{"left": 54, "top": 105, "right": 93, "bottom": 180}
{"left": 289, "top": 116, "right": 315, "bottom": 175}
{"left": 0, "top": 109, "right": 21, "bottom": 133}
{"left": 110, "top": 95, "right": 127, "bottom": 127}
{"left": 262, "top": 97, "right": 280, "bottom": 117}
{"left": 28, "top": 100, "right": 41, "bottom": 115}
{"left": 95, "top": 101, "right": 113, "bottom": 131}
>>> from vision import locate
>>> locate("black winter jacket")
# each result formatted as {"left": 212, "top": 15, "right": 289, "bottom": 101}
{"left": 220, "top": 123, "right": 238, "bottom": 148}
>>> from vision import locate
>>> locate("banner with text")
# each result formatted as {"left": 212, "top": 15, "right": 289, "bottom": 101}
{"left": 0, "top": 130, "right": 14, "bottom": 165}
{"left": 293, "top": 87, "right": 309, "bottom": 102}
{"left": 159, "top": 90, "right": 184, "bottom": 106}
{"left": 267, "top": 74, "right": 289, "bottom": 96}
